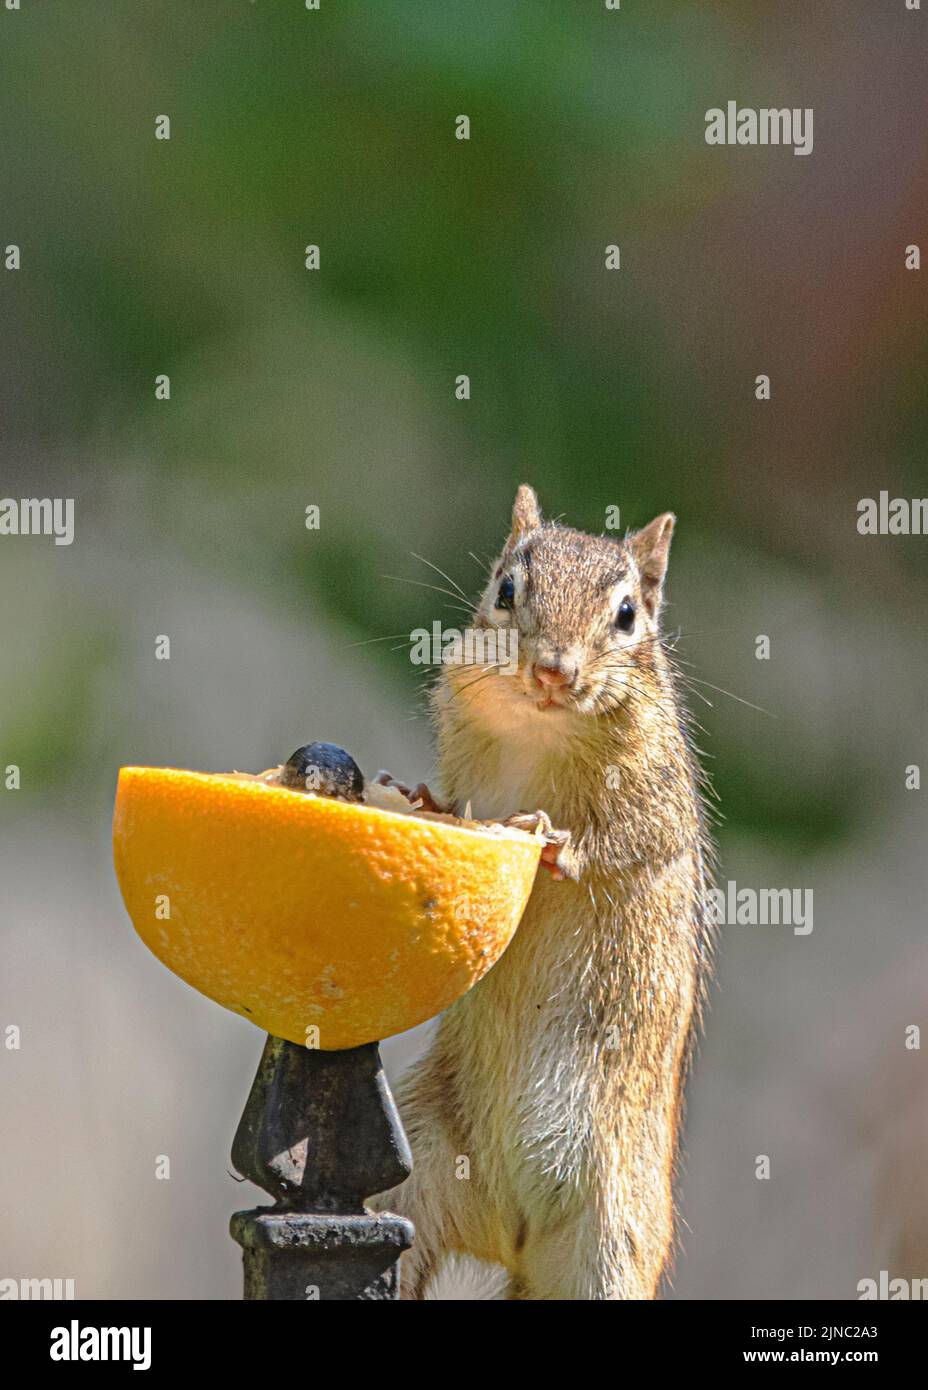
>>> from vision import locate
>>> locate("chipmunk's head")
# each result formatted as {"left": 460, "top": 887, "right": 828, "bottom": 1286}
{"left": 459, "top": 485, "right": 674, "bottom": 725}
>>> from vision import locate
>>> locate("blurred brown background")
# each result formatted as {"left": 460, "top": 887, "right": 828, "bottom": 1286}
{"left": 1, "top": 1, "right": 926, "bottom": 1298}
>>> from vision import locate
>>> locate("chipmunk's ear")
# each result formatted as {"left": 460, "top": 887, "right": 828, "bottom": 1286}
{"left": 631, "top": 512, "right": 675, "bottom": 615}
{"left": 511, "top": 484, "right": 542, "bottom": 539}
{"left": 501, "top": 485, "right": 542, "bottom": 560}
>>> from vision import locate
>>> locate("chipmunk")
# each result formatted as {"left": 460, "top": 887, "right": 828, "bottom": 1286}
{"left": 379, "top": 486, "right": 714, "bottom": 1300}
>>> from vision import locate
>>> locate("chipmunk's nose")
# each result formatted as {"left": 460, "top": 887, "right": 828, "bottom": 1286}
{"left": 532, "top": 661, "right": 577, "bottom": 690}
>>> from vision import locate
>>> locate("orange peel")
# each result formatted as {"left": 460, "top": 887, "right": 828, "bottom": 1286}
{"left": 113, "top": 766, "right": 541, "bottom": 1049}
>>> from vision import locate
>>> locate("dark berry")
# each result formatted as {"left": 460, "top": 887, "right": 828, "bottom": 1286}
{"left": 280, "top": 742, "right": 364, "bottom": 801}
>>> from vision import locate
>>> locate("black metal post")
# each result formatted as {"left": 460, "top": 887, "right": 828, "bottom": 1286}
{"left": 229, "top": 1035, "right": 414, "bottom": 1300}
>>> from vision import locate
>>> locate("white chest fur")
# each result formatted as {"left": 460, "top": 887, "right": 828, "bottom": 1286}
{"left": 451, "top": 678, "right": 578, "bottom": 821}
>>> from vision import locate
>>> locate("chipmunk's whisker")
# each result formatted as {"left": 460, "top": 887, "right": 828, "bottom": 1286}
{"left": 677, "top": 674, "right": 773, "bottom": 717}
{"left": 596, "top": 667, "right": 680, "bottom": 719}
{"left": 343, "top": 632, "right": 413, "bottom": 651}
{"left": 409, "top": 552, "right": 473, "bottom": 603}
{"left": 454, "top": 664, "right": 504, "bottom": 699}
{"left": 675, "top": 681, "right": 714, "bottom": 710}
{"left": 381, "top": 574, "right": 474, "bottom": 616}
{"left": 589, "top": 631, "right": 771, "bottom": 719}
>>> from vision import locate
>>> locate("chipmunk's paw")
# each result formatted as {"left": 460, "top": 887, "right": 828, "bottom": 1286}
{"left": 539, "top": 833, "right": 578, "bottom": 881}
{"left": 372, "top": 771, "right": 447, "bottom": 814}
{"left": 503, "top": 810, "right": 576, "bottom": 881}
{"left": 504, "top": 808, "right": 555, "bottom": 837}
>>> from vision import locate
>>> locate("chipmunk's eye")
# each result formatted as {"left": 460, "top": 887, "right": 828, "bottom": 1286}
{"left": 496, "top": 575, "right": 515, "bottom": 610}
{"left": 616, "top": 598, "right": 635, "bottom": 633}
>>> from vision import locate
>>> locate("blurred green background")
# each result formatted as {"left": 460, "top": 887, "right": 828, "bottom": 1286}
{"left": 1, "top": 1, "right": 926, "bottom": 1298}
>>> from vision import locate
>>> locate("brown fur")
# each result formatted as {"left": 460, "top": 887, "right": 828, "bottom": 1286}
{"left": 381, "top": 487, "right": 714, "bottom": 1299}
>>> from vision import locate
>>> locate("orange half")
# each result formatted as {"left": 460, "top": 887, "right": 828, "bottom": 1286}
{"left": 113, "top": 766, "right": 540, "bottom": 1049}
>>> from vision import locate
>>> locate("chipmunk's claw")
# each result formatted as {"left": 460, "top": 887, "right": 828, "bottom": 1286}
{"left": 504, "top": 810, "right": 576, "bottom": 881}
{"left": 504, "top": 808, "right": 552, "bottom": 838}
{"left": 410, "top": 782, "right": 446, "bottom": 814}
{"left": 373, "top": 769, "right": 411, "bottom": 797}
{"left": 539, "top": 840, "right": 572, "bottom": 880}
{"left": 373, "top": 771, "right": 447, "bottom": 814}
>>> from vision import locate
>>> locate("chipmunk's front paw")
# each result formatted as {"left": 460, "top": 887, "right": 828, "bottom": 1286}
{"left": 372, "top": 771, "right": 447, "bottom": 814}
{"left": 503, "top": 810, "right": 576, "bottom": 881}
